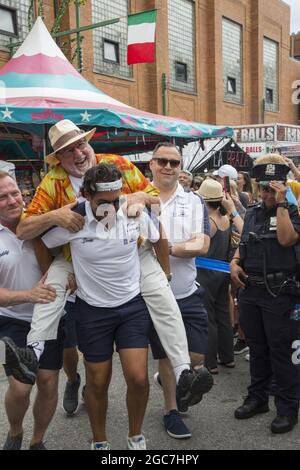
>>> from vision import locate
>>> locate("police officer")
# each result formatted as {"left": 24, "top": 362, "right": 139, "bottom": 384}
{"left": 231, "top": 154, "right": 300, "bottom": 434}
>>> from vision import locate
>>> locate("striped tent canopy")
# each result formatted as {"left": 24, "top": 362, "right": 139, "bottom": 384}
{"left": 0, "top": 17, "right": 233, "bottom": 153}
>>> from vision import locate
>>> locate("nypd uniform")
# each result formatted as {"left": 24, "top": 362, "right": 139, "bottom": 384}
{"left": 237, "top": 163, "right": 300, "bottom": 422}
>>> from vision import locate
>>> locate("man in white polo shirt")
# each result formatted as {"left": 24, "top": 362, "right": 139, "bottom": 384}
{"left": 42, "top": 163, "right": 159, "bottom": 450}
{"left": 149, "top": 142, "right": 213, "bottom": 439}
{"left": 0, "top": 171, "right": 65, "bottom": 450}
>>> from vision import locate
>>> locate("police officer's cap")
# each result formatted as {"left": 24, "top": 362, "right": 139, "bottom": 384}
{"left": 250, "top": 154, "right": 290, "bottom": 182}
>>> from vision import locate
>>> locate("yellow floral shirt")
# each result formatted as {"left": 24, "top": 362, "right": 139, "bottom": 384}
{"left": 25, "top": 154, "right": 158, "bottom": 260}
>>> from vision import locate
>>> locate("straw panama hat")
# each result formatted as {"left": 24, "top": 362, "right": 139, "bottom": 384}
{"left": 197, "top": 178, "right": 223, "bottom": 202}
{"left": 45, "top": 119, "right": 96, "bottom": 166}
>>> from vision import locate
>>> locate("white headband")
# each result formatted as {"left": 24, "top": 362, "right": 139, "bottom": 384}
{"left": 93, "top": 179, "right": 123, "bottom": 192}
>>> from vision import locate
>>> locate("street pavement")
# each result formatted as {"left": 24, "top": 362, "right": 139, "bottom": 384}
{"left": 0, "top": 353, "right": 299, "bottom": 451}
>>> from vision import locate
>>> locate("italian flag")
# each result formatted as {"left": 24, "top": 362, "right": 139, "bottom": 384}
{"left": 127, "top": 10, "right": 157, "bottom": 65}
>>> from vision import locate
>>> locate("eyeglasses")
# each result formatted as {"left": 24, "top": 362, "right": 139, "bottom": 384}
{"left": 152, "top": 158, "right": 181, "bottom": 169}
{"left": 60, "top": 140, "right": 87, "bottom": 157}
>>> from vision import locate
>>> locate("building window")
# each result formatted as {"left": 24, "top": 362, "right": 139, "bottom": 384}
{"left": 0, "top": 4, "right": 18, "bottom": 37}
{"left": 222, "top": 18, "right": 243, "bottom": 104}
{"left": 264, "top": 38, "right": 278, "bottom": 112}
{"left": 0, "top": 1, "right": 32, "bottom": 48}
{"left": 266, "top": 88, "right": 273, "bottom": 104}
{"left": 92, "top": 0, "right": 132, "bottom": 79}
{"left": 168, "top": 0, "right": 196, "bottom": 93}
{"left": 175, "top": 62, "right": 188, "bottom": 83}
{"left": 103, "top": 39, "right": 119, "bottom": 64}
{"left": 227, "top": 77, "right": 237, "bottom": 95}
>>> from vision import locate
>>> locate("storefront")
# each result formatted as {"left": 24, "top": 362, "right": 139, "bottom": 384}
{"left": 233, "top": 123, "right": 300, "bottom": 162}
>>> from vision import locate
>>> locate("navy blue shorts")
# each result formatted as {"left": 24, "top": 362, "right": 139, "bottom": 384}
{"left": 0, "top": 316, "right": 65, "bottom": 376}
{"left": 150, "top": 288, "right": 208, "bottom": 359}
{"left": 64, "top": 301, "right": 77, "bottom": 349}
{"left": 74, "top": 294, "right": 152, "bottom": 363}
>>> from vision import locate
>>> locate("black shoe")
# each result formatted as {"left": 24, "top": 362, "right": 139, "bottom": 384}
{"left": 234, "top": 396, "right": 269, "bottom": 419}
{"left": 29, "top": 441, "right": 47, "bottom": 450}
{"left": 63, "top": 373, "right": 81, "bottom": 415}
{"left": 2, "top": 432, "right": 23, "bottom": 450}
{"left": 271, "top": 416, "right": 298, "bottom": 434}
{"left": 1, "top": 337, "right": 38, "bottom": 385}
{"left": 176, "top": 367, "right": 213, "bottom": 413}
{"left": 233, "top": 339, "right": 249, "bottom": 355}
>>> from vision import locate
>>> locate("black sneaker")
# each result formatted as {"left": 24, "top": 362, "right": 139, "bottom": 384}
{"left": 1, "top": 337, "right": 38, "bottom": 385}
{"left": 176, "top": 367, "right": 213, "bottom": 413}
{"left": 233, "top": 339, "right": 249, "bottom": 355}
{"left": 163, "top": 410, "right": 192, "bottom": 439}
{"left": 3, "top": 432, "right": 23, "bottom": 450}
{"left": 63, "top": 373, "right": 81, "bottom": 415}
{"left": 29, "top": 441, "right": 47, "bottom": 450}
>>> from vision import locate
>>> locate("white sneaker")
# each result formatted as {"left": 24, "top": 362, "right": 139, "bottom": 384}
{"left": 153, "top": 372, "right": 163, "bottom": 390}
{"left": 91, "top": 440, "right": 110, "bottom": 450}
{"left": 245, "top": 353, "right": 250, "bottom": 361}
{"left": 127, "top": 434, "right": 146, "bottom": 450}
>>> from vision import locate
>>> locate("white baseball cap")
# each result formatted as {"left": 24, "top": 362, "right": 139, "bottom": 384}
{"left": 217, "top": 164, "right": 238, "bottom": 180}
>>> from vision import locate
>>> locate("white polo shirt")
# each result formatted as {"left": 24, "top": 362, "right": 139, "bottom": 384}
{"left": 0, "top": 225, "right": 42, "bottom": 323}
{"left": 42, "top": 201, "right": 159, "bottom": 308}
{"left": 160, "top": 184, "right": 205, "bottom": 299}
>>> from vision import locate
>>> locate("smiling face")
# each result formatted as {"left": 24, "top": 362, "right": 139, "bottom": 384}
{"left": 0, "top": 176, "right": 23, "bottom": 227}
{"left": 56, "top": 139, "right": 97, "bottom": 177}
{"left": 150, "top": 146, "right": 182, "bottom": 190}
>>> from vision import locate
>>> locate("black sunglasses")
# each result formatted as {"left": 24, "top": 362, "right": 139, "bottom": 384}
{"left": 152, "top": 158, "right": 181, "bottom": 169}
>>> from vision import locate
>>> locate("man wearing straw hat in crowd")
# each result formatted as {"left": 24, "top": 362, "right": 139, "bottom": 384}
{"left": 2, "top": 120, "right": 209, "bottom": 416}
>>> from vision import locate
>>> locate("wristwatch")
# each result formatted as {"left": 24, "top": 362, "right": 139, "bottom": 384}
{"left": 166, "top": 273, "right": 173, "bottom": 282}
{"left": 276, "top": 202, "right": 289, "bottom": 209}
{"left": 230, "top": 209, "right": 239, "bottom": 220}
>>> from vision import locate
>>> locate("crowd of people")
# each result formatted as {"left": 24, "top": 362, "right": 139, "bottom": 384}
{"left": 0, "top": 119, "right": 300, "bottom": 450}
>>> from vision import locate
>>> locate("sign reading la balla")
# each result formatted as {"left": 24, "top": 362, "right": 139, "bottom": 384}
{"left": 234, "top": 124, "right": 300, "bottom": 144}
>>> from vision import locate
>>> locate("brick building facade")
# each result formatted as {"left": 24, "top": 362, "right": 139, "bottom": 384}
{"left": 0, "top": 0, "right": 300, "bottom": 127}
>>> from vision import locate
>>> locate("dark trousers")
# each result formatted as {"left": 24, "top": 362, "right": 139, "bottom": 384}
{"left": 198, "top": 271, "right": 233, "bottom": 370}
{"left": 239, "top": 286, "right": 300, "bottom": 417}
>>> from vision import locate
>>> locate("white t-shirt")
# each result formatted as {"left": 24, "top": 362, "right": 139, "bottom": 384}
{"left": 0, "top": 225, "right": 42, "bottom": 323}
{"left": 160, "top": 184, "right": 205, "bottom": 299}
{"left": 42, "top": 201, "right": 159, "bottom": 308}
{"left": 69, "top": 175, "right": 85, "bottom": 203}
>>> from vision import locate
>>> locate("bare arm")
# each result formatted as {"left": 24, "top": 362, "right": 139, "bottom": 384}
{"left": 276, "top": 207, "right": 299, "bottom": 247}
{"left": 0, "top": 276, "right": 56, "bottom": 307}
{"left": 170, "top": 234, "right": 210, "bottom": 259}
{"left": 284, "top": 157, "right": 300, "bottom": 182}
{"left": 33, "top": 238, "right": 54, "bottom": 275}
{"left": 152, "top": 224, "right": 171, "bottom": 275}
{"left": 16, "top": 202, "right": 84, "bottom": 240}
{"left": 270, "top": 181, "right": 300, "bottom": 247}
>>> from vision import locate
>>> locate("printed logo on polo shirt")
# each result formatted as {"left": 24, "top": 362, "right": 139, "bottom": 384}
{"left": 82, "top": 238, "right": 94, "bottom": 244}
{"left": 0, "top": 250, "right": 9, "bottom": 257}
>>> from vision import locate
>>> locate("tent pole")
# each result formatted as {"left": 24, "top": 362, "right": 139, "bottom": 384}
{"left": 190, "top": 137, "right": 226, "bottom": 173}
{"left": 75, "top": 0, "right": 82, "bottom": 72}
